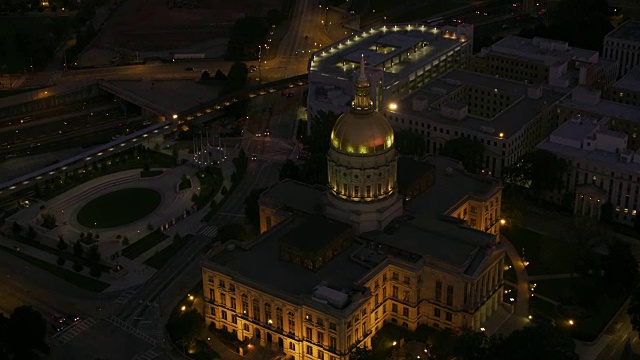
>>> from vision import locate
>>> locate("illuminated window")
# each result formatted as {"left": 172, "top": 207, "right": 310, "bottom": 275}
{"left": 354, "top": 186, "right": 360, "bottom": 197}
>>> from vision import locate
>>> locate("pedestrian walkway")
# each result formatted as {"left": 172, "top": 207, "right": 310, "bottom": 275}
{"left": 132, "top": 347, "right": 161, "bottom": 360}
{"left": 528, "top": 273, "right": 580, "bottom": 280}
{"left": 108, "top": 316, "right": 157, "bottom": 346}
{"left": 115, "top": 289, "right": 137, "bottom": 304}
{"left": 198, "top": 226, "right": 218, "bottom": 238}
{"left": 495, "top": 234, "right": 531, "bottom": 335}
{"left": 53, "top": 317, "right": 97, "bottom": 345}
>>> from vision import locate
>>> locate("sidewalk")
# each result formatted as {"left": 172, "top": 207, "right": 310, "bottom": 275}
{"left": 495, "top": 234, "right": 531, "bottom": 335}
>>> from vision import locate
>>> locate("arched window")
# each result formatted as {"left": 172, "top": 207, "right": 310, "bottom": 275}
{"left": 241, "top": 294, "right": 249, "bottom": 315}
{"left": 287, "top": 311, "right": 295, "bottom": 334}
{"left": 265, "top": 303, "right": 272, "bottom": 324}
{"left": 253, "top": 299, "right": 261, "bottom": 321}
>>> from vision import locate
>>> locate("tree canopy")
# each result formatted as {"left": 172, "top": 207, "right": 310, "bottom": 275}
{"left": 503, "top": 149, "right": 567, "bottom": 195}
{"left": 296, "top": 111, "right": 339, "bottom": 185}
{"left": 395, "top": 129, "right": 426, "bottom": 157}
{"left": 226, "top": 17, "right": 268, "bottom": 61}
{"left": 493, "top": 321, "right": 578, "bottom": 360}
{"left": 279, "top": 159, "right": 301, "bottom": 181}
{"left": 439, "top": 137, "right": 484, "bottom": 173}
{"left": 225, "top": 62, "right": 248, "bottom": 93}
{"left": 0, "top": 306, "right": 49, "bottom": 359}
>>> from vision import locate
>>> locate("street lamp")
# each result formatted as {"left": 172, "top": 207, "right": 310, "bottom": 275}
{"left": 257, "top": 46, "right": 263, "bottom": 83}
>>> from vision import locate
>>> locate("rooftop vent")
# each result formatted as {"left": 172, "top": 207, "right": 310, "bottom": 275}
{"left": 313, "top": 286, "right": 349, "bottom": 309}
{"left": 444, "top": 167, "right": 454, "bottom": 176}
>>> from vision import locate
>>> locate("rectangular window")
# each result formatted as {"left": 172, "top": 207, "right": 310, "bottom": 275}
{"left": 220, "top": 293, "right": 226, "bottom": 307}
{"left": 330, "top": 336, "right": 337, "bottom": 349}
{"left": 329, "top": 322, "right": 337, "bottom": 331}
{"left": 289, "top": 342, "right": 296, "bottom": 350}
{"left": 306, "top": 345, "right": 313, "bottom": 355}
{"left": 446, "top": 285, "right": 454, "bottom": 306}
{"left": 392, "top": 303, "right": 398, "bottom": 313}
{"left": 318, "top": 331, "right": 324, "bottom": 344}
{"left": 392, "top": 286, "right": 398, "bottom": 298}
{"left": 230, "top": 297, "right": 236, "bottom": 310}
{"left": 403, "top": 307, "right": 409, "bottom": 317}
{"left": 435, "top": 281, "right": 442, "bottom": 302}
{"left": 354, "top": 186, "right": 360, "bottom": 197}
{"left": 318, "top": 350, "right": 325, "bottom": 360}
{"left": 366, "top": 185, "right": 371, "bottom": 197}
{"left": 209, "top": 289, "right": 215, "bottom": 301}
{"left": 445, "top": 312, "right": 452, "bottom": 322}
{"left": 221, "top": 310, "right": 228, "bottom": 320}
{"left": 231, "top": 314, "right": 237, "bottom": 324}
{"left": 403, "top": 276, "right": 410, "bottom": 284}
{"left": 210, "top": 306, "right": 216, "bottom": 316}
{"left": 434, "top": 308, "right": 440, "bottom": 318}
{"left": 392, "top": 272, "right": 399, "bottom": 281}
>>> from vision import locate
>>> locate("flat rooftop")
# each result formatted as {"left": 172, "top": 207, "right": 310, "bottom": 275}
{"left": 482, "top": 36, "right": 598, "bottom": 66}
{"left": 405, "top": 155, "right": 500, "bottom": 217}
{"left": 391, "top": 69, "right": 568, "bottom": 138}
{"left": 538, "top": 141, "right": 640, "bottom": 174}
{"left": 551, "top": 117, "right": 599, "bottom": 142}
{"left": 559, "top": 94, "right": 640, "bottom": 124}
{"left": 606, "top": 20, "right": 640, "bottom": 42}
{"left": 102, "top": 79, "right": 223, "bottom": 115}
{"left": 260, "top": 179, "right": 325, "bottom": 214}
{"left": 309, "top": 23, "right": 470, "bottom": 86}
{"left": 613, "top": 66, "right": 640, "bottom": 92}
{"left": 363, "top": 216, "right": 495, "bottom": 276}
{"left": 279, "top": 215, "right": 351, "bottom": 254}
{"left": 206, "top": 217, "right": 373, "bottom": 314}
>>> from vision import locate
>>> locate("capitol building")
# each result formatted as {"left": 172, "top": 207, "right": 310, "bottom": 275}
{"left": 202, "top": 58, "right": 506, "bottom": 360}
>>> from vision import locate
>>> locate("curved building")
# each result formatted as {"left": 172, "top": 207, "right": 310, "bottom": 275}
{"left": 324, "top": 56, "right": 403, "bottom": 234}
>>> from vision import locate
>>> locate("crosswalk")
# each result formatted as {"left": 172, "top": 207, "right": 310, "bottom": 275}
{"left": 198, "top": 226, "right": 218, "bottom": 238}
{"left": 54, "top": 318, "right": 97, "bottom": 345}
{"left": 132, "top": 348, "right": 161, "bottom": 360}
{"left": 108, "top": 316, "right": 157, "bottom": 345}
{"left": 115, "top": 289, "right": 136, "bottom": 304}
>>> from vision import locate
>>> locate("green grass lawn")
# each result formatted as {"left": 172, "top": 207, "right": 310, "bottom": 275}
{"left": 193, "top": 166, "right": 223, "bottom": 210}
{"left": 0, "top": 245, "right": 109, "bottom": 292}
{"left": 503, "top": 227, "right": 579, "bottom": 276}
{"left": 179, "top": 178, "right": 192, "bottom": 191}
{"left": 76, "top": 188, "right": 161, "bottom": 228}
{"left": 143, "top": 235, "right": 193, "bottom": 269}
{"left": 121, "top": 229, "right": 169, "bottom": 259}
{"left": 531, "top": 278, "right": 626, "bottom": 342}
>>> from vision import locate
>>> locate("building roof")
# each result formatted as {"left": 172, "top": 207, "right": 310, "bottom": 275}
{"left": 406, "top": 155, "right": 501, "bottom": 217}
{"left": 397, "top": 156, "right": 435, "bottom": 193}
{"left": 613, "top": 66, "right": 640, "bottom": 92}
{"left": 538, "top": 141, "right": 640, "bottom": 174}
{"left": 480, "top": 36, "right": 598, "bottom": 66}
{"left": 279, "top": 215, "right": 351, "bottom": 254}
{"left": 205, "top": 217, "right": 374, "bottom": 315}
{"left": 606, "top": 20, "right": 640, "bottom": 42}
{"left": 551, "top": 117, "right": 599, "bottom": 141}
{"left": 309, "top": 23, "right": 470, "bottom": 86}
{"left": 260, "top": 179, "right": 325, "bottom": 214}
{"left": 559, "top": 92, "right": 640, "bottom": 124}
{"left": 390, "top": 69, "right": 568, "bottom": 138}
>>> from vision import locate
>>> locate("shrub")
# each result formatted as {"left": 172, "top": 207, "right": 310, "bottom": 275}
{"left": 56, "top": 254, "right": 66, "bottom": 267}
{"left": 72, "top": 260, "right": 84, "bottom": 272}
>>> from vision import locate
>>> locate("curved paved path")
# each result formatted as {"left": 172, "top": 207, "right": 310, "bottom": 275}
{"left": 497, "top": 234, "right": 531, "bottom": 335}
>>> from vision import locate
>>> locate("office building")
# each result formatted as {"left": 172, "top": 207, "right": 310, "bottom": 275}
{"left": 608, "top": 66, "right": 640, "bottom": 107}
{"left": 383, "top": 69, "right": 568, "bottom": 177}
{"left": 603, "top": 20, "right": 640, "bottom": 77}
{"left": 472, "top": 36, "right": 618, "bottom": 89}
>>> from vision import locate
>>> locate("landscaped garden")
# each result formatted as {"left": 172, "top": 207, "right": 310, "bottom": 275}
{"left": 503, "top": 227, "right": 578, "bottom": 276}
{"left": 143, "top": 234, "right": 193, "bottom": 269}
{"left": 121, "top": 229, "right": 169, "bottom": 259}
{"left": 504, "top": 225, "right": 632, "bottom": 342}
{"left": 76, "top": 188, "right": 161, "bottom": 228}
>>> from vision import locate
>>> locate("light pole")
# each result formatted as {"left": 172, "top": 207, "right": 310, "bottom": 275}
{"left": 257, "top": 46, "right": 262, "bottom": 83}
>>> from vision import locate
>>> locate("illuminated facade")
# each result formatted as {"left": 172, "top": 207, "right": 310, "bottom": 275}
{"left": 307, "top": 22, "right": 473, "bottom": 130}
{"left": 202, "top": 70, "right": 506, "bottom": 360}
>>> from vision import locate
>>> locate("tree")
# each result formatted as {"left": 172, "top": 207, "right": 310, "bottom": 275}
{"left": 224, "top": 95, "right": 251, "bottom": 119}
{"left": 503, "top": 149, "right": 567, "bottom": 196}
{"left": 41, "top": 212, "right": 56, "bottom": 229}
{"left": 278, "top": 159, "right": 301, "bottom": 181}
{"left": 11, "top": 222, "right": 22, "bottom": 237}
{"left": 89, "top": 265, "right": 101, "bottom": 278}
{"left": 56, "top": 254, "right": 66, "bottom": 267}
{"left": 266, "top": 9, "right": 286, "bottom": 26}
{"left": 350, "top": 346, "right": 374, "bottom": 360}
{"left": 122, "top": 236, "right": 130, "bottom": 246}
{"left": 395, "top": 129, "right": 426, "bottom": 157}
{"left": 213, "top": 69, "right": 227, "bottom": 81}
{"left": 87, "top": 244, "right": 101, "bottom": 263}
{"left": 245, "top": 187, "right": 268, "bottom": 230}
{"left": 72, "top": 259, "right": 83, "bottom": 272}
{"left": 166, "top": 309, "right": 205, "bottom": 347}
{"left": 602, "top": 240, "right": 639, "bottom": 297}
{"left": 494, "top": 321, "right": 578, "bottom": 360}
{"left": 7, "top": 306, "right": 47, "bottom": 358}
{"left": 56, "top": 235, "right": 67, "bottom": 251}
{"left": 439, "top": 137, "right": 485, "bottom": 174}
{"left": 226, "top": 17, "right": 268, "bottom": 61}
{"left": 226, "top": 62, "right": 248, "bottom": 93}
{"left": 25, "top": 226, "right": 36, "bottom": 241}
{"left": 73, "top": 240, "right": 84, "bottom": 257}
{"left": 200, "top": 70, "right": 211, "bottom": 81}
{"left": 297, "top": 111, "right": 339, "bottom": 185}
{"left": 629, "top": 286, "right": 640, "bottom": 331}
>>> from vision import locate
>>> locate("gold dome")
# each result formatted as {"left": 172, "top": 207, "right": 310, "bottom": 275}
{"left": 331, "top": 111, "right": 394, "bottom": 154}
{"left": 329, "top": 55, "right": 394, "bottom": 155}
